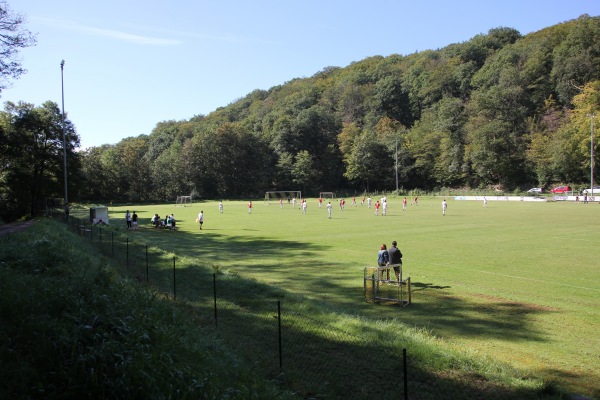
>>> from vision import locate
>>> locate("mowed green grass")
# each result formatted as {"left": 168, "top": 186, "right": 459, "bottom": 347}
{"left": 107, "top": 197, "right": 600, "bottom": 395}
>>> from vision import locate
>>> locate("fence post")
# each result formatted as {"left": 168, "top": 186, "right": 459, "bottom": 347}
{"left": 145, "top": 245, "right": 149, "bottom": 282}
{"left": 403, "top": 348, "right": 408, "bottom": 400}
{"left": 278, "top": 300, "right": 282, "bottom": 372}
{"left": 173, "top": 256, "right": 176, "bottom": 300}
{"left": 126, "top": 238, "right": 129, "bottom": 271}
{"left": 213, "top": 273, "right": 217, "bottom": 327}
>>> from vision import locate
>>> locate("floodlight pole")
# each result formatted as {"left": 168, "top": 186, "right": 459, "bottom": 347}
{"left": 61, "top": 60, "right": 68, "bottom": 204}
{"left": 589, "top": 113, "right": 596, "bottom": 198}
{"left": 395, "top": 136, "right": 399, "bottom": 193}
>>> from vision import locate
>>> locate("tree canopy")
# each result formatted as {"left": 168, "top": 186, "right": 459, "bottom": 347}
{"left": 4, "top": 15, "right": 600, "bottom": 217}
{"left": 0, "top": 0, "right": 36, "bottom": 93}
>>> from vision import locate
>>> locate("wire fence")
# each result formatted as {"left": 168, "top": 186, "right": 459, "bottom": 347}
{"left": 47, "top": 209, "right": 545, "bottom": 400}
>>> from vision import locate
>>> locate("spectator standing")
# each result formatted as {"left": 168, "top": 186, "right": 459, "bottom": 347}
{"left": 377, "top": 244, "right": 390, "bottom": 280}
{"left": 126, "top": 210, "right": 132, "bottom": 229}
{"left": 388, "top": 241, "right": 403, "bottom": 281}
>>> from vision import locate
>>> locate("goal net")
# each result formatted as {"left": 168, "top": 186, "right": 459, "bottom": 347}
{"left": 319, "top": 192, "right": 336, "bottom": 199}
{"left": 175, "top": 195, "right": 192, "bottom": 207}
{"left": 264, "top": 191, "right": 302, "bottom": 204}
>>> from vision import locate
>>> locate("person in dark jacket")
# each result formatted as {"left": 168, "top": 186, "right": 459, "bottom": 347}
{"left": 388, "top": 240, "right": 403, "bottom": 281}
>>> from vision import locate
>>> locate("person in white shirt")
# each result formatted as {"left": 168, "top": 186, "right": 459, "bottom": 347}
{"left": 197, "top": 211, "right": 204, "bottom": 230}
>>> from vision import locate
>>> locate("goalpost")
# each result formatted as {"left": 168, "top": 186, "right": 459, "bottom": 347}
{"left": 319, "top": 192, "right": 336, "bottom": 199}
{"left": 264, "top": 190, "right": 302, "bottom": 204}
{"left": 175, "top": 195, "right": 192, "bottom": 207}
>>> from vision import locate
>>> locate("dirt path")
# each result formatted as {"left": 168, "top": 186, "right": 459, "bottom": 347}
{"left": 0, "top": 220, "right": 36, "bottom": 237}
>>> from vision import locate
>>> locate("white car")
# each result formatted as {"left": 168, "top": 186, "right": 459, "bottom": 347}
{"left": 582, "top": 186, "right": 600, "bottom": 195}
{"left": 527, "top": 187, "right": 543, "bottom": 194}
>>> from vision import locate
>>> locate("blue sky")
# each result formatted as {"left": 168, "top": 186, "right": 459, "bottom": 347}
{"left": 3, "top": 0, "right": 600, "bottom": 149}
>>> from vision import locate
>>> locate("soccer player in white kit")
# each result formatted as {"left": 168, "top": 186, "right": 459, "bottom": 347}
{"left": 326, "top": 201, "right": 332, "bottom": 219}
{"left": 442, "top": 199, "right": 447, "bottom": 216}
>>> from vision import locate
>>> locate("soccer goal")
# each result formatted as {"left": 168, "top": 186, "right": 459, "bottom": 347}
{"left": 264, "top": 190, "right": 302, "bottom": 204}
{"left": 175, "top": 195, "right": 192, "bottom": 207}
{"left": 319, "top": 192, "right": 336, "bottom": 199}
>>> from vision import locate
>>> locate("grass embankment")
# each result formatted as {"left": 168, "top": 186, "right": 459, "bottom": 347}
{"left": 0, "top": 219, "right": 297, "bottom": 399}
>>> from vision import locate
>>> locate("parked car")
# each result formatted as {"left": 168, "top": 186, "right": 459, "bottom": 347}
{"left": 527, "top": 187, "right": 543, "bottom": 194}
{"left": 550, "top": 186, "right": 570, "bottom": 194}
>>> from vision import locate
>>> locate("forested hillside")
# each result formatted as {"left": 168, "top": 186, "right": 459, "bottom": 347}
{"left": 3, "top": 15, "right": 600, "bottom": 212}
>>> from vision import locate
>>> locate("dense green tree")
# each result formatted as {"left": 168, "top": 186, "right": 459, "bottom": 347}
{"left": 373, "top": 75, "right": 413, "bottom": 126}
{"left": 78, "top": 145, "right": 115, "bottom": 202}
{"left": 113, "top": 136, "right": 151, "bottom": 202}
{"left": 468, "top": 64, "right": 531, "bottom": 186}
{"left": 292, "top": 150, "right": 317, "bottom": 193}
{"left": 406, "top": 110, "right": 442, "bottom": 187}
{"left": 342, "top": 131, "right": 394, "bottom": 192}
{"left": 187, "top": 123, "right": 272, "bottom": 198}
{"left": 551, "top": 15, "right": 600, "bottom": 104}
{"left": 0, "top": 101, "right": 79, "bottom": 220}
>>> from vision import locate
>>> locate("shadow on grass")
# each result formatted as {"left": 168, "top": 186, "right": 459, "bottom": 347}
{"left": 58, "top": 213, "right": 577, "bottom": 399}
{"left": 96, "top": 219, "right": 557, "bottom": 345}
{"left": 44, "top": 216, "right": 580, "bottom": 399}
{"left": 412, "top": 282, "right": 452, "bottom": 290}
{"left": 67, "top": 213, "right": 557, "bottom": 344}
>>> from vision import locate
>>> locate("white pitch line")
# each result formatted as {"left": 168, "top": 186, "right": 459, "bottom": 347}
{"left": 418, "top": 262, "right": 600, "bottom": 293}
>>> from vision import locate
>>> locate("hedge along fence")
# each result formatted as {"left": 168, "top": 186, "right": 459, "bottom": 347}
{"left": 45, "top": 208, "right": 549, "bottom": 400}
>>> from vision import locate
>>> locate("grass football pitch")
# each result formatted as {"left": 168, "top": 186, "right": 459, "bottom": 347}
{"left": 107, "top": 197, "right": 600, "bottom": 395}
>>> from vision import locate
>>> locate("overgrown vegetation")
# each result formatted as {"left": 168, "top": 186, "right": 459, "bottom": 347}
{"left": 0, "top": 219, "right": 298, "bottom": 399}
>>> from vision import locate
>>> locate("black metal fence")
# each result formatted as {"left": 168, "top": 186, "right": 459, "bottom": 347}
{"left": 47, "top": 209, "right": 545, "bottom": 400}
